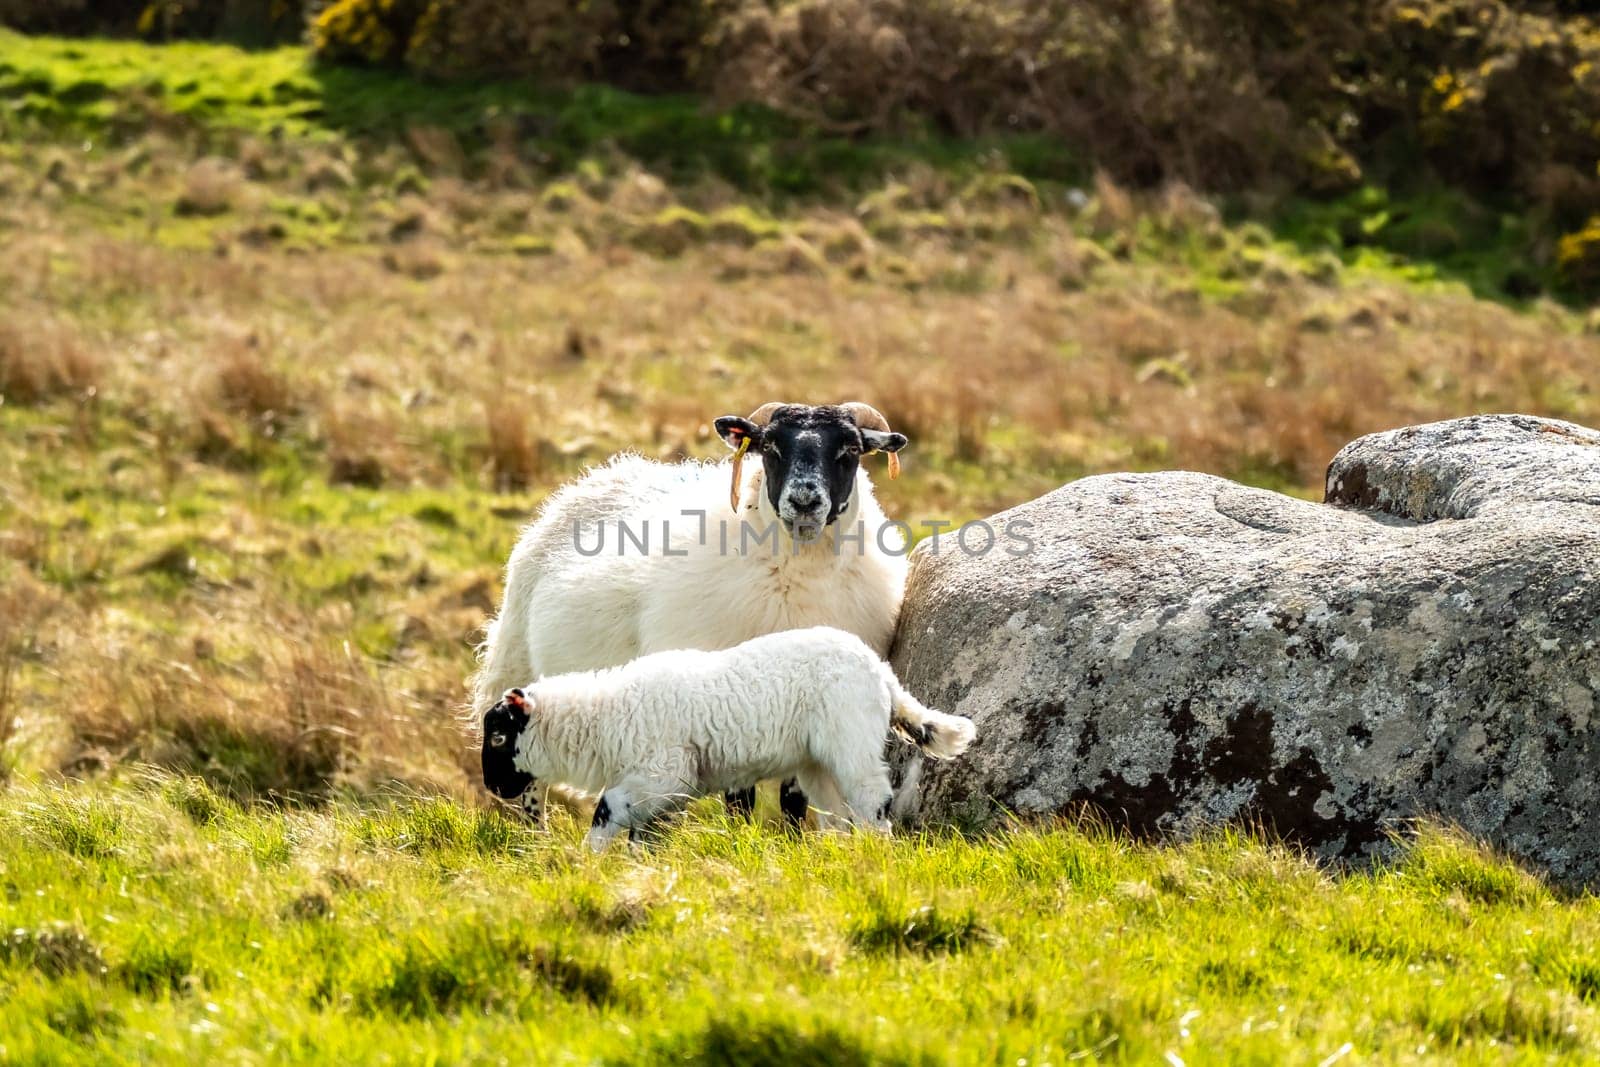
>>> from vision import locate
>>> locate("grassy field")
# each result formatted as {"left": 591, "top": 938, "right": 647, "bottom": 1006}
{"left": 4, "top": 32, "right": 1600, "bottom": 1063}
{"left": 4, "top": 779, "right": 1600, "bottom": 1065}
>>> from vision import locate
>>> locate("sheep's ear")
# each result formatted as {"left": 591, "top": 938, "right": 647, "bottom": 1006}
{"left": 860, "top": 429, "right": 907, "bottom": 454}
{"left": 502, "top": 688, "right": 533, "bottom": 717}
{"left": 860, "top": 429, "right": 906, "bottom": 479}
{"left": 714, "top": 416, "right": 760, "bottom": 450}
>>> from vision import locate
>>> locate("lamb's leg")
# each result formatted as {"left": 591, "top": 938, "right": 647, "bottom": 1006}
{"left": 587, "top": 752, "right": 698, "bottom": 852}
{"left": 515, "top": 784, "right": 545, "bottom": 827}
{"left": 793, "top": 767, "right": 848, "bottom": 832}
{"left": 586, "top": 780, "right": 692, "bottom": 852}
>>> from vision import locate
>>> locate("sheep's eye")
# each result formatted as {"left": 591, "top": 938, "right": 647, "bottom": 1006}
{"left": 842, "top": 443, "right": 861, "bottom": 457}
{"left": 763, "top": 441, "right": 780, "bottom": 456}
{"left": 490, "top": 732, "right": 508, "bottom": 748}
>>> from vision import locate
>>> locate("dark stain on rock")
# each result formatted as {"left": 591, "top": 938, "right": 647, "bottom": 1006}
{"left": 1020, "top": 700, "right": 1066, "bottom": 749}
{"left": 1245, "top": 746, "right": 1337, "bottom": 843}
{"left": 1326, "top": 458, "right": 1380, "bottom": 509}
{"left": 1165, "top": 697, "right": 1203, "bottom": 786}
{"left": 1074, "top": 711, "right": 1101, "bottom": 762}
{"left": 1068, "top": 772, "right": 1178, "bottom": 838}
{"left": 1203, "top": 702, "right": 1275, "bottom": 786}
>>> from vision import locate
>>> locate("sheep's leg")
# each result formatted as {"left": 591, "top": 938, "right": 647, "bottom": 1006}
{"left": 723, "top": 786, "right": 757, "bottom": 821}
{"left": 779, "top": 778, "right": 809, "bottom": 829}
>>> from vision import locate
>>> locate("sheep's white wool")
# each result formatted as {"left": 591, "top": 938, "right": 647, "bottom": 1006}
{"left": 503, "top": 626, "right": 975, "bottom": 850}
{"left": 471, "top": 452, "right": 907, "bottom": 721}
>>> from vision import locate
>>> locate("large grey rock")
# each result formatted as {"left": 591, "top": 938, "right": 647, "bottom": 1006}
{"left": 890, "top": 414, "right": 1600, "bottom": 884}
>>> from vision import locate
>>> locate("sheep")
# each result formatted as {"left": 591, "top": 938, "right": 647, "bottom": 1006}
{"left": 479, "top": 626, "right": 976, "bottom": 850}
{"left": 471, "top": 401, "right": 912, "bottom": 824}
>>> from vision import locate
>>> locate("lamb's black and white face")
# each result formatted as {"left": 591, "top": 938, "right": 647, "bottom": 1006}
{"left": 481, "top": 689, "right": 536, "bottom": 801}
{"left": 714, "top": 404, "right": 907, "bottom": 539}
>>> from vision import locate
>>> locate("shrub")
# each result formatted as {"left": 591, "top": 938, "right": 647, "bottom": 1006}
{"left": 137, "top": 0, "right": 307, "bottom": 43}
{"left": 310, "top": 0, "right": 728, "bottom": 86}
{"left": 310, "top": 0, "right": 427, "bottom": 66}
{"left": 1557, "top": 215, "right": 1600, "bottom": 292}
{"left": 400, "top": 0, "right": 609, "bottom": 80}
{"left": 0, "top": 0, "right": 303, "bottom": 41}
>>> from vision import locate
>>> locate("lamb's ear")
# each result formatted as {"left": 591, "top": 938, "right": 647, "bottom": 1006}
{"left": 501, "top": 688, "right": 533, "bottom": 718}
{"left": 714, "top": 416, "right": 760, "bottom": 450}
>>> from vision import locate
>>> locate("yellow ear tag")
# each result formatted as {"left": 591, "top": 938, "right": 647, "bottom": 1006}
{"left": 729, "top": 435, "right": 750, "bottom": 513}
{"left": 887, "top": 452, "right": 901, "bottom": 479}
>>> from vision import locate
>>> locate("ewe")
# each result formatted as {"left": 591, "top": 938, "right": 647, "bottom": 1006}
{"left": 479, "top": 627, "right": 977, "bottom": 850}
{"left": 473, "top": 402, "right": 911, "bottom": 823}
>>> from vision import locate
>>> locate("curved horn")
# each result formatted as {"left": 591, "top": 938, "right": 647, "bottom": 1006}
{"left": 747, "top": 401, "right": 787, "bottom": 425}
{"left": 728, "top": 401, "right": 789, "bottom": 513}
{"left": 840, "top": 401, "right": 901, "bottom": 479}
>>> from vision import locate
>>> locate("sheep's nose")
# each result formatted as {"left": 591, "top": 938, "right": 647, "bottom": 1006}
{"left": 789, "top": 484, "right": 822, "bottom": 510}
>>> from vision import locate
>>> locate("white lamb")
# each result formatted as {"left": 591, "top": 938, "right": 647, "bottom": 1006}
{"left": 478, "top": 626, "right": 976, "bottom": 850}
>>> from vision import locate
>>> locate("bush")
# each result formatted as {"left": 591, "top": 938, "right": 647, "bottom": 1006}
{"left": 399, "top": 0, "right": 608, "bottom": 79}
{"left": 309, "top": 0, "right": 728, "bottom": 86}
{"left": 310, "top": 0, "right": 426, "bottom": 65}
{"left": 0, "top": 0, "right": 304, "bottom": 41}
{"left": 137, "top": 0, "right": 307, "bottom": 43}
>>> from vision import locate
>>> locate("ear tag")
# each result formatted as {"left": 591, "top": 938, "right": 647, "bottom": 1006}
{"left": 887, "top": 452, "right": 901, "bottom": 479}
{"left": 729, "top": 435, "right": 750, "bottom": 513}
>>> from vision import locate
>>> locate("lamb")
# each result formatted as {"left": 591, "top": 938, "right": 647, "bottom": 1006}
{"left": 471, "top": 402, "right": 912, "bottom": 825}
{"left": 479, "top": 626, "right": 976, "bottom": 850}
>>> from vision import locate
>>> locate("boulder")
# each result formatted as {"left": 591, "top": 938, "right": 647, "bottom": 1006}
{"left": 890, "top": 414, "right": 1600, "bottom": 884}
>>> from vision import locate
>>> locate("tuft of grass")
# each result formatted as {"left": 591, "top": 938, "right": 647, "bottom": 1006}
{"left": 0, "top": 315, "right": 101, "bottom": 406}
{"left": 1388, "top": 823, "right": 1551, "bottom": 907}
{"left": 341, "top": 928, "right": 615, "bottom": 1017}
{"left": 159, "top": 774, "right": 233, "bottom": 825}
{"left": 26, "top": 794, "right": 125, "bottom": 858}
{"left": 0, "top": 925, "right": 106, "bottom": 978}
{"left": 639, "top": 1016, "right": 929, "bottom": 1067}
{"left": 113, "top": 938, "right": 197, "bottom": 996}
{"left": 847, "top": 893, "right": 995, "bottom": 956}
{"left": 353, "top": 795, "right": 520, "bottom": 858}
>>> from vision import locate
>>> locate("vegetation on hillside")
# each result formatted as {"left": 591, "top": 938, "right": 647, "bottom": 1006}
{"left": 11, "top": 2, "right": 1600, "bottom": 298}
{"left": 2, "top": 30, "right": 1597, "bottom": 794}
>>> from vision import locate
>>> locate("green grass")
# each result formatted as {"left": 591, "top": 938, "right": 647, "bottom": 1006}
{"left": 0, "top": 30, "right": 1080, "bottom": 198}
{"left": 0, "top": 777, "right": 1597, "bottom": 1064}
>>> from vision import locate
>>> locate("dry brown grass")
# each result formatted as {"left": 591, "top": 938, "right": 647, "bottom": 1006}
{"left": 206, "top": 333, "right": 299, "bottom": 421}
{"left": 0, "top": 314, "right": 101, "bottom": 405}
{"left": 0, "top": 568, "right": 61, "bottom": 778}
{"left": 52, "top": 601, "right": 470, "bottom": 802}
{"left": 174, "top": 156, "right": 245, "bottom": 217}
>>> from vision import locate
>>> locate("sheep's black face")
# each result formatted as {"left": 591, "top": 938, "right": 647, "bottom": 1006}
{"left": 715, "top": 404, "right": 906, "bottom": 539}
{"left": 481, "top": 689, "right": 536, "bottom": 800}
